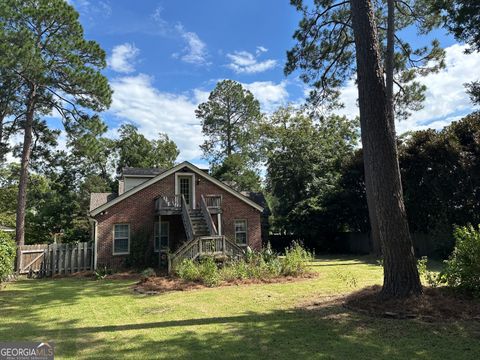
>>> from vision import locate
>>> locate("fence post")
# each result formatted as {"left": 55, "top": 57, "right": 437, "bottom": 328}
{"left": 63, "top": 244, "right": 68, "bottom": 275}
{"left": 83, "top": 242, "right": 88, "bottom": 271}
{"left": 52, "top": 243, "right": 57, "bottom": 275}
{"left": 69, "top": 244, "right": 74, "bottom": 274}
{"left": 47, "top": 244, "right": 52, "bottom": 277}
{"left": 76, "top": 242, "right": 80, "bottom": 272}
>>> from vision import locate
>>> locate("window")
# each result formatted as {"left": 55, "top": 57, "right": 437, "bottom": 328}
{"left": 154, "top": 221, "right": 169, "bottom": 252}
{"left": 180, "top": 177, "right": 190, "bottom": 205}
{"left": 113, "top": 224, "right": 129, "bottom": 255}
{"left": 234, "top": 220, "right": 247, "bottom": 246}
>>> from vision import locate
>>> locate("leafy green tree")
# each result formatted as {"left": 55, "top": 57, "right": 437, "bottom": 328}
{"left": 265, "top": 106, "right": 358, "bottom": 237}
{"left": 334, "top": 112, "right": 480, "bottom": 257}
{"left": 0, "top": 163, "right": 18, "bottom": 228}
{"left": 0, "top": 0, "right": 112, "bottom": 245}
{"left": 0, "top": 70, "right": 22, "bottom": 163}
{"left": 66, "top": 115, "right": 115, "bottom": 184}
{"left": 115, "top": 124, "right": 179, "bottom": 174}
{"left": 196, "top": 80, "right": 263, "bottom": 189}
{"left": 210, "top": 154, "right": 261, "bottom": 192}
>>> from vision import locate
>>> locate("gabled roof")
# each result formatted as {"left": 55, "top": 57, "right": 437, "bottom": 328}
{"left": 90, "top": 193, "right": 117, "bottom": 212}
{"left": 241, "top": 191, "right": 271, "bottom": 216}
{"left": 90, "top": 161, "right": 264, "bottom": 216}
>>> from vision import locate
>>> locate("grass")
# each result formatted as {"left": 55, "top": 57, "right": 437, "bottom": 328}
{"left": 1, "top": 255, "right": 479, "bottom": 359}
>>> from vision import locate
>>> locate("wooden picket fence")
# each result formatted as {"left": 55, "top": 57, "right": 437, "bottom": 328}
{"left": 18, "top": 242, "right": 94, "bottom": 277}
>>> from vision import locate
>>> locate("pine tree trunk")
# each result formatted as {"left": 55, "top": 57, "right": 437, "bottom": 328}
{"left": 15, "top": 86, "right": 36, "bottom": 247}
{"left": 349, "top": 0, "right": 422, "bottom": 298}
{"left": 386, "top": 0, "right": 395, "bottom": 127}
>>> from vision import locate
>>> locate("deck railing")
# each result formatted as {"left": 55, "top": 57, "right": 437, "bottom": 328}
{"left": 168, "top": 235, "right": 245, "bottom": 273}
{"left": 204, "top": 195, "right": 222, "bottom": 210}
{"left": 181, "top": 194, "right": 194, "bottom": 242}
{"left": 155, "top": 194, "right": 181, "bottom": 212}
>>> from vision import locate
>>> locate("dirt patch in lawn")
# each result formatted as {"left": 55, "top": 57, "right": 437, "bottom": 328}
{"left": 342, "top": 285, "right": 480, "bottom": 322}
{"left": 51, "top": 271, "right": 142, "bottom": 280}
{"left": 133, "top": 272, "right": 318, "bottom": 295}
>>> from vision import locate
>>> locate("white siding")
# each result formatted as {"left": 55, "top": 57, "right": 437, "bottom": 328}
{"left": 124, "top": 177, "right": 152, "bottom": 192}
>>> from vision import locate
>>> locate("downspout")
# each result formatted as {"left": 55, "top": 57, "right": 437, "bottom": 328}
{"left": 88, "top": 216, "right": 98, "bottom": 270}
{"left": 217, "top": 213, "right": 222, "bottom": 236}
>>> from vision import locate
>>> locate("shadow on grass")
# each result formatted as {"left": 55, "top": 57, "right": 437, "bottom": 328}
{"left": 1, "top": 290, "right": 479, "bottom": 359}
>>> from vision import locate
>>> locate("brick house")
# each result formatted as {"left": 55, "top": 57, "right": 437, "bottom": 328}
{"left": 89, "top": 162, "right": 265, "bottom": 270}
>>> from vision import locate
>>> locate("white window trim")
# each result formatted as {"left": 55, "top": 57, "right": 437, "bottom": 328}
{"left": 234, "top": 219, "right": 248, "bottom": 247}
{"left": 113, "top": 223, "right": 130, "bottom": 255}
{"left": 175, "top": 172, "right": 196, "bottom": 209}
{"left": 154, "top": 221, "right": 169, "bottom": 252}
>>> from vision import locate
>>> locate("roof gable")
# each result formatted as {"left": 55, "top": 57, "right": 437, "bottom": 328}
{"left": 89, "top": 161, "right": 264, "bottom": 216}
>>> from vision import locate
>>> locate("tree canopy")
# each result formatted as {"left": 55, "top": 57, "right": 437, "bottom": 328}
{"left": 196, "top": 79, "right": 263, "bottom": 191}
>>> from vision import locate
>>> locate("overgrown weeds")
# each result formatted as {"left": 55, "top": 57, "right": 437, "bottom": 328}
{"left": 174, "top": 241, "right": 313, "bottom": 287}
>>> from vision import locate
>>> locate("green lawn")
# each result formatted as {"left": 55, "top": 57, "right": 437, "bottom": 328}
{"left": 1, "top": 256, "right": 479, "bottom": 359}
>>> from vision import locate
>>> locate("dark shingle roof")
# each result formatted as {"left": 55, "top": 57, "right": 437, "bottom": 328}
{"left": 90, "top": 193, "right": 117, "bottom": 211}
{"left": 122, "top": 167, "right": 166, "bottom": 176}
{"left": 241, "top": 191, "right": 271, "bottom": 215}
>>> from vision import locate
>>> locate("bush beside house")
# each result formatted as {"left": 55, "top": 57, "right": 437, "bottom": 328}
{"left": 0, "top": 232, "right": 16, "bottom": 283}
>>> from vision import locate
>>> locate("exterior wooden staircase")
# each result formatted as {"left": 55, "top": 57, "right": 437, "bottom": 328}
{"left": 168, "top": 195, "right": 245, "bottom": 273}
{"left": 189, "top": 209, "right": 210, "bottom": 237}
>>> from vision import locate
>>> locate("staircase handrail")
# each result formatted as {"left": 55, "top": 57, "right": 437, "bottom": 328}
{"left": 181, "top": 194, "right": 194, "bottom": 241}
{"left": 200, "top": 195, "right": 217, "bottom": 236}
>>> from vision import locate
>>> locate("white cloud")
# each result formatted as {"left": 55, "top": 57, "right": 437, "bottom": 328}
{"left": 108, "top": 43, "right": 139, "bottom": 74}
{"left": 243, "top": 81, "right": 289, "bottom": 112}
{"left": 227, "top": 48, "right": 277, "bottom": 74}
{"left": 107, "top": 74, "right": 292, "bottom": 162}
{"left": 67, "top": 0, "right": 111, "bottom": 19}
{"left": 336, "top": 43, "right": 480, "bottom": 134}
{"left": 109, "top": 74, "right": 204, "bottom": 161}
{"left": 173, "top": 24, "right": 209, "bottom": 66}
{"left": 256, "top": 46, "right": 268, "bottom": 54}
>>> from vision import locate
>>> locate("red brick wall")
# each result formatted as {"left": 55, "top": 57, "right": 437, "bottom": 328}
{"left": 93, "top": 167, "right": 262, "bottom": 268}
{"left": 193, "top": 171, "right": 262, "bottom": 250}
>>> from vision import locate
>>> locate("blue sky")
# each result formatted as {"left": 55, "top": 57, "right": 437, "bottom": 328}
{"left": 59, "top": 0, "right": 479, "bottom": 167}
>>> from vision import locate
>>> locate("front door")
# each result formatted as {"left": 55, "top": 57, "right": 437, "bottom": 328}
{"left": 178, "top": 176, "right": 193, "bottom": 208}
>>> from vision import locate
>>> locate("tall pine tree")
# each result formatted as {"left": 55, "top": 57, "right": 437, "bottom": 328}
{"left": 0, "top": 0, "right": 112, "bottom": 246}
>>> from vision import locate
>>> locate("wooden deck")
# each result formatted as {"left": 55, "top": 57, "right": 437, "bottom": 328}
{"left": 155, "top": 194, "right": 222, "bottom": 215}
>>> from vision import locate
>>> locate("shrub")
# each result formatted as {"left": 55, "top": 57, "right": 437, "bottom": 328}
{"left": 174, "top": 242, "right": 313, "bottom": 286}
{"left": 443, "top": 225, "right": 480, "bottom": 296}
{"left": 198, "top": 256, "right": 220, "bottom": 287}
{"left": 0, "top": 232, "right": 16, "bottom": 283}
{"left": 416, "top": 256, "right": 440, "bottom": 287}
{"left": 281, "top": 241, "right": 313, "bottom": 276}
{"left": 175, "top": 259, "right": 200, "bottom": 282}
{"left": 220, "top": 259, "right": 249, "bottom": 281}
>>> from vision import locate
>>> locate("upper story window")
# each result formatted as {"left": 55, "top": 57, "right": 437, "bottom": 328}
{"left": 113, "top": 224, "right": 130, "bottom": 255}
{"left": 234, "top": 220, "right": 247, "bottom": 246}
